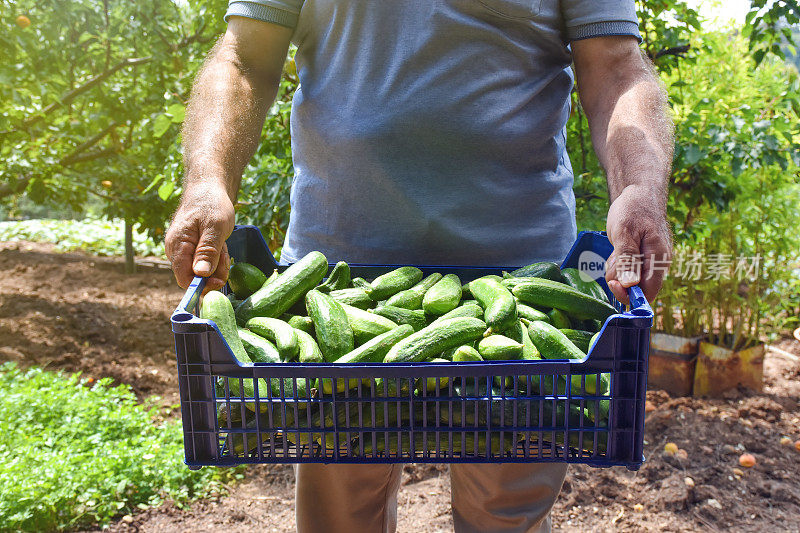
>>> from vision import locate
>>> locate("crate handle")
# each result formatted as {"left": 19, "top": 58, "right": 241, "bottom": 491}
{"left": 626, "top": 285, "right": 652, "bottom": 317}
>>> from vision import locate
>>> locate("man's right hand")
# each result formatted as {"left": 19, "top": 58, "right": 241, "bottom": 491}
{"left": 165, "top": 184, "right": 235, "bottom": 291}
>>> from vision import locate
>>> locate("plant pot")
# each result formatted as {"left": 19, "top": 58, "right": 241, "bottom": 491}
{"left": 648, "top": 332, "right": 701, "bottom": 397}
{"left": 692, "top": 341, "right": 765, "bottom": 397}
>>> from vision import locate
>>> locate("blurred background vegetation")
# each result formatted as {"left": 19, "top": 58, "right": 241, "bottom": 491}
{"left": 1, "top": 0, "right": 799, "bottom": 341}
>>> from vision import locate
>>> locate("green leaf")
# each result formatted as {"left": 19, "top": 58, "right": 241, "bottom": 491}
{"left": 142, "top": 175, "right": 164, "bottom": 194}
{"left": 157, "top": 180, "right": 175, "bottom": 201}
{"left": 152, "top": 114, "right": 172, "bottom": 138}
{"left": 166, "top": 104, "right": 185, "bottom": 123}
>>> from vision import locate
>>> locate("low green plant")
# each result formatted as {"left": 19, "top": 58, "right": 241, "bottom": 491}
{"left": 0, "top": 363, "right": 239, "bottom": 531}
{"left": 0, "top": 218, "right": 165, "bottom": 258}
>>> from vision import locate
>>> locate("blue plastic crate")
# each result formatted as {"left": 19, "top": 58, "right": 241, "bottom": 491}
{"left": 172, "top": 225, "right": 652, "bottom": 470}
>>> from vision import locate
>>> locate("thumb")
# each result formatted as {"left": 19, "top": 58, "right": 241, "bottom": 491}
{"left": 607, "top": 234, "right": 643, "bottom": 288}
{"left": 192, "top": 223, "right": 225, "bottom": 277}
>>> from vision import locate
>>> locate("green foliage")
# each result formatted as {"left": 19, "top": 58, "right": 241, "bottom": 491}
{"left": 745, "top": 0, "right": 800, "bottom": 65}
{"left": 0, "top": 0, "right": 225, "bottom": 241}
{"left": 654, "top": 33, "right": 800, "bottom": 345}
{"left": 0, "top": 218, "right": 165, "bottom": 257}
{"left": 0, "top": 363, "right": 238, "bottom": 531}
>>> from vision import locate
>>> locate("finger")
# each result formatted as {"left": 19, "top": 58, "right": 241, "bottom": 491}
{"left": 204, "top": 244, "right": 231, "bottom": 293}
{"left": 170, "top": 239, "right": 199, "bottom": 289}
{"left": 639, "top": 233, "right": 672, "bottom": 303}
{"left": 607, "top": 278, "right": 630, "bottom": 305}
{"left": 192, "top": 222, "right": 226, "bottom": 278}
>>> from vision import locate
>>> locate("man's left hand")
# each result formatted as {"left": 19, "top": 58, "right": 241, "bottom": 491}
{"left": 604, "top": 185, "right": 672, "bottom": 304}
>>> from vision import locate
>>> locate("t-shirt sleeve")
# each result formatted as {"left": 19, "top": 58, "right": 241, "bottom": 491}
{"left": 561, "top": 0, "right": 641, "bottom": 42}
{"left": 225, "top": 0, "right": 303, "bottom": 29}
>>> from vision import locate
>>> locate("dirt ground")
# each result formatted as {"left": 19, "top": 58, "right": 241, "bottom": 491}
{"left": 2, "top": 241, "right": 799, "bottom": 532}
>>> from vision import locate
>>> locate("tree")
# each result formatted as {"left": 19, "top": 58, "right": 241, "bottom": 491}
{"left": 0, "top": 0, "right": 224, "bottom": 270}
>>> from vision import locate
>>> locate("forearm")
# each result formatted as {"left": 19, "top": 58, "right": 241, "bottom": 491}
{"left": 580, "top": 54, "right": 674, "bottom": 210}
{"left": 181, "top": 39, "right": 280, "bottom": 200}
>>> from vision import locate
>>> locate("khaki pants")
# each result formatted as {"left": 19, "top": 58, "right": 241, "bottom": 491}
{"left": 294, "top": 463, "right": 567, "bottom": 533}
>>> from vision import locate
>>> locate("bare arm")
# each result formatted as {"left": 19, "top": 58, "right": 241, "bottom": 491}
{"left": 166, "top": 17, "right": 292, "bottom": 290}
{"left": 572, "top": 36, "right": 674, "bottom": 303}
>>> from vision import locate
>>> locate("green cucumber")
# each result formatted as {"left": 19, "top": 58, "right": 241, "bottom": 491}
{"left": 320, "top": 325, "right": 415, "bottom": 394}
{"left": 451, "top": 345, "right": 483, "bottom": 362}
{"left": 295, "top": 329, "right": 324, "bottom": 363}
{"left": 589, "top": 331, "right": 601, "bottom": 351}
{"left": 526, "top": 320, "right": 587, "bottom": 360}
{"left": 417, "top": 358, "right": 450, "bottom": 393}
{"left": 370, "top": 305, "right": 427, "bottom": 331}
{"left": 228, "top": 262, "right": 268, "bottom": 299}
{"left": 386, "top": 273, "right": 442, "bottom": 310}
{"left": 478, "top": 335, "right": 523, "bottom": 360}
{"left": 384, "top": 317, "right": 487, "bottom": 363}
{"left": 317, "top": 261, "right": 351, "bottom": 293}
{"left": 236, "top": 251, "right": 328, "bottom": 321}
{"left": 351, "top": 277, "right": 371, "bottom": 290}
{"left": 526, "top": 321, "right": 602, "bottom": 395}
{"left": 340, "top": 302, "right": 398, "bottom": 345}
{"left": 305, "top": 289, "right": 354, "bottom": 361}
{"left": 510, "top": 261, "right": 566, "bottom": 282}
{"left": 516, "top": 303, "right": 550, "bottom": 323}
{"left": 367, "top": 266, "right": 423, "bottom": 301}
{"left": 433, "top": 303, "right": 484, "bottom": 324}
{"left": 245, "top": 317, "right": 299, "bottom": 361}
{"left": 329, "top": 288, "right": 374, "bottom": 310}
{"left": 519, "top": 320, "right": 541, "bottom": 361}
{"left": 469, "top": 277, "right": 517, "bottom": 334}
{"left": 237, "top": 328, "right": 281, "bottom": 363}
{"left": 287, "top": 315, "right": 315, "bottom": 335}
{"left": 547, "top": 308, "right": 571, "bottom": 329}
{"left": 422, "top": 274, "right": 462, "bottom": 315}
{"left": 201, "top": 291, "right": 249, "bottom": 363}
{"left": 559, "top": 329, "right": 595, "bottom": 353}
{"left": 561, "top": 268, "right": 607, "bottom": 301}
{"left": 512, "top": 278, "right": 617, "bottom": 321}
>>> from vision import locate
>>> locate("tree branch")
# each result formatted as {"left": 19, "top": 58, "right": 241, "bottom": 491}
{"left": 14, "top": 57, "right": 152, "bottom": 132}
{"left": 58, "top": 122, "right": 121, "bottom": 166}
{"left": 652, "top": 44, "right": 691, "bottom": 60}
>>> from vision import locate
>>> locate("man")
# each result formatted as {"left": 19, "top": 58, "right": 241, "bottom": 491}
{"left": 166, "top": 1, "right": 673, "bottom": 531}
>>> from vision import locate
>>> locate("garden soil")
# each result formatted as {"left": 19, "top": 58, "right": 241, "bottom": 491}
{"left": 1, "top": 241, "right": 798, "bottom": 532}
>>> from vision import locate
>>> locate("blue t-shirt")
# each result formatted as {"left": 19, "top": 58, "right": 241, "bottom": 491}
{"left": 226, "top": 0, "right": 640, "bottom": 266}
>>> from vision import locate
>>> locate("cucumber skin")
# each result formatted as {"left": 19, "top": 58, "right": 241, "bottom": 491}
{"left": 516, "top": 303, "right": 551, "bottom": 324}
{"left": 201, "top": 291, "right": 249, "bottom": 363}
{"left": 236, "top": 251, "right": 328, "bottom": 321}
{"left": 329, "top": 288, "right": 374, "bottom": 310}
{"left": 370, "top": 305, "right": 427, "bottom": 331}
{"left": 295, "top": 329, "right": 324, "bottom": 363}
{"left": 238, "top": 328, "right": 281, "bottom": 363}
{"left": 432, "top": 303, "right": 484, "bottom": 324}
{"left": 512, "top": 278, "right": 616, "bottom": 321}
{"left": 245, "top": 317, "right": 299, "bottom": 361}
{"left": 384, "top": 317, "right": 487, "bottom": 363}
{"left": 452, "top": 345, "right": 483, "bottom": 362}
{"left": 386, "top": 273, "right": 442, "bottom": 310}
{"left": 423, "top": 274, "right": 462, "bottom": 315}
{"left": 305, "top": 289, "right": 355, "bottom": 362}
{"left": 547, "top": 308, "right": 571, "bottom": 329}
{"left": 561, "top": 268, "right": 607, "bottom": 301}
{"left": 478, "top": 335, "right": 524, "bottom": 361}
{"left": 510, "top": 261, "right": 566, "bottom": 283}
{"left": 287, "top": 315, "right": 315, "bottom": 335}
{"left": 339, "top": 303, "right": 398, "bottom": 345}
{"left": 526, "top": 320, "right": 586, "bottom": 360}
{"left": 469, "top": 277, "right": 518, "bottom": 334}
{"left": 368, "top": 266, "right": 423, "bottom": 301}
{"left": 317, "top": 261, "right": 351, "bottom": 293}
{"left": 228, "top": 262, "right": 267, "bottom": 299}
{"left": 559, "top": 329, "right": 595, "bottom": 353}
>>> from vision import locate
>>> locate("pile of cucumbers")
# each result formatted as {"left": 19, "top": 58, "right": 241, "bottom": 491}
{"left": 202, "top": 250, "right": 617, "bottom": 455}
